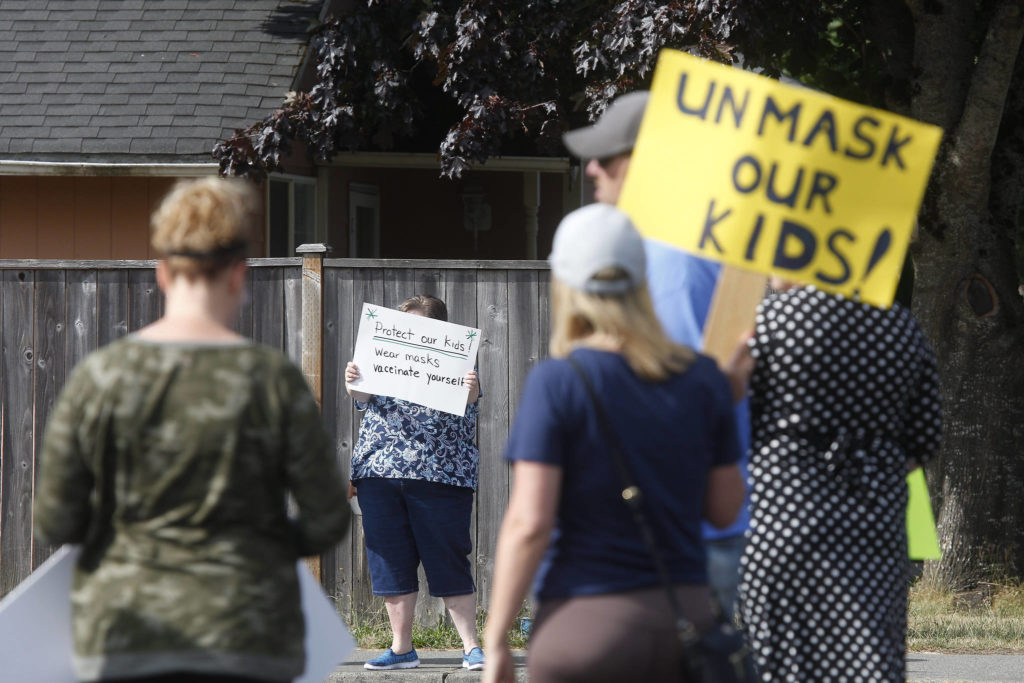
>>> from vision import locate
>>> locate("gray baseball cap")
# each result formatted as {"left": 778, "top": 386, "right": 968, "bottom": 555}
{"left": 549, "top": 204, "right": 646, "bottom": 294}
{"left": 562, "top": 91, "right": 650, "bottom": 160}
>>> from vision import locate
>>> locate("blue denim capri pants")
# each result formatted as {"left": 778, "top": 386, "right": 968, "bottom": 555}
{"left": 355, "top": 477, "right": 476, "bottom": 597}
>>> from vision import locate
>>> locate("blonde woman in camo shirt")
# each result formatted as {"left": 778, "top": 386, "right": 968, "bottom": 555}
{"left": 36, "top": 178, "right": 350, "bottom": 683}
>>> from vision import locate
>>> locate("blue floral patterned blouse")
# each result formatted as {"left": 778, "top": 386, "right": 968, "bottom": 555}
{"left": 351, "top": 392, "right": 482, "bottom": 490}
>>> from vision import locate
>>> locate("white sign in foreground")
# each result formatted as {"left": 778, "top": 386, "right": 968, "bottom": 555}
{"left": 0, "top": 546, "right": 355, "bottom": 682}
{"left": 351, "top": 302, "right": 481, "bottom": 416}
{"left": 0, "top": 546, "right": 76, "bottom": 681}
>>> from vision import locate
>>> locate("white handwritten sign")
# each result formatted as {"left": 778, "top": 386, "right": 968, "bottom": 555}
{"left": 351, "top": 303, "right": 481, "bottom": 416}
{"left": 0, "top": 546, "right": 354, "bottom": 683}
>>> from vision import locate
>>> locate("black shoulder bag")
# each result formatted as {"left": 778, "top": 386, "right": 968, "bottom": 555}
{"left": 567, "top": 356, "right": 759, "bottom": 683}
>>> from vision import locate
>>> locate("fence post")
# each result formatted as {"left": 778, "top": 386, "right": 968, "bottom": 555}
{"left": 297, "top": 243, "right": 328, "bottom": 582}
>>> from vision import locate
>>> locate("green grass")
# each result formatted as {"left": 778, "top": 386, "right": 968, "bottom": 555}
{"left": 348, "top": 603, "right": 530, "bottom": 650}
{"left": 908, "top": 579, "right": 1024, "bottom": 653}
{"left": 345, "top": 582, "right": 1024, "bottom": 654}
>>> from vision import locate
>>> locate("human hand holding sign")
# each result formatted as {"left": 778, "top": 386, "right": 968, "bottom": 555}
{"left": 345, "top": 361, "right": 371, "bottom": 403}
{"left": 465, "top": 369, "right": 480, "bottom": 405}
{"left": 724, "top": 330, "right": 756, "bottom": 402}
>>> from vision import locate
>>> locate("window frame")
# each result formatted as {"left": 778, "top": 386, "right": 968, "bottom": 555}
{"left": 348, "top": 182, "right": 381, "bottom": 258}
{"left": 266, "top": 173, "right": 320, "bottom": 257}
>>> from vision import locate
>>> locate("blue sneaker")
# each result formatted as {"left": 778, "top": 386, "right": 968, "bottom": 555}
{"left": 363, "top": 648, "right": 420, "bottom": 670}
{"left": 462, "top": 646, "right": 485, "bottom": 671}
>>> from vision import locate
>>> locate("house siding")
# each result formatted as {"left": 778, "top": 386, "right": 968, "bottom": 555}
{"left": 0, "top": 176, "right": 267, "bottom": 259}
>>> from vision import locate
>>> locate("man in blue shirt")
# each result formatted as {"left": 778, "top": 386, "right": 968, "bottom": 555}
{"left": 562, "top": 91, "right": 751, "bottom": 618}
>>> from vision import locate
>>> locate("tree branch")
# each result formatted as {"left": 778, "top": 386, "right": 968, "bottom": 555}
{"left": 909, "top": 0, "right": 978, "bottom": 130}
{"left": 951, "top": 1, "right": 1024, "bottom": 209}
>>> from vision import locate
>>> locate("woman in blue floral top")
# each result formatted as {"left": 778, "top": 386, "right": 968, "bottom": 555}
{"left": 346, "top": 294, "right": 485, "bottom": 672}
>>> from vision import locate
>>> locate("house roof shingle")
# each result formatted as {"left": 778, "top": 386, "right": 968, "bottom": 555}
{"left": 0, "top": 0, "right": 321, "bottom": 164}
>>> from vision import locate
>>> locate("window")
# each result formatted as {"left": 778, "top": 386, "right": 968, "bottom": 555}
{"left": 267, "top": 175, "right": 319, "bottom": 257}
{"left": 349, "top": 183, "right": 380, "bottom": 257}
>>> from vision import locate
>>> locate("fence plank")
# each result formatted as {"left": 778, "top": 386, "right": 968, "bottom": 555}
{"left": 348, "top": 268, "right": 385, "bottom": 621}
{"left": 445, "top": 270, "right": 480, "bottom": 331}
{"left": 474, "top": 271, "right": 510, "bottom": 612}
{"left": 96, "top": 270, "right": 128, "bottom": 348}
{"left": 507, "top": 271, "right": 541, "bottom": 421}
{"left": 507, "top": 271, "right": 543, "bottom": 621}
{"left": 252, "top": 266, "right": 285, "bottom": 351}
{"left": 231, "top": 268, "right": 254, "bottom": 338}
{"left": 128, "top": 268, "right": 162, "bottom": 332}
{"left": 1, "top": 270, "right": 36, "bottom": 594}
{"left": 32, "top": 270, "right": 66, "bottom": 569}
{"left": 381, "top": 270, "right": 409, "bottom": 310}
{"left": 322, "top": 266, "right": 355, "bottom": 616}
{"left": 284, "top": 267, "right": 302, "bottom": 366}
{"left": 66, "top": 270, "right": 98, "bottom": 367}
{"left": 538, "top": 275, "right": 550, "bottom": 361}
{"left": 444, "top": 269, "right": 481, "bottom": 611}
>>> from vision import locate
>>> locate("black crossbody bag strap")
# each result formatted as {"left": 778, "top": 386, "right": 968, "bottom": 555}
{"left": 567, "top": 355, "right": 701, "bottom": 649}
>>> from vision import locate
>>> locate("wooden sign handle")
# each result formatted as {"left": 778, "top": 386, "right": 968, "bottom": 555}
{"left": 701, "top": 265, "right": 768, "bottom": 367}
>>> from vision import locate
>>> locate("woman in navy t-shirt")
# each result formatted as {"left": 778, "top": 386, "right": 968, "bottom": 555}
{"left": 482, "top": 205, "right": 744, "bottom": 683}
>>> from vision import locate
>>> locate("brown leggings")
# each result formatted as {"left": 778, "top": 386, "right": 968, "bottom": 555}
{"left": 528, "top": 584, "right": 716, "bottom": 683}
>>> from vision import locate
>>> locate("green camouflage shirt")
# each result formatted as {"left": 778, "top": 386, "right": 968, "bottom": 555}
{"left": 34, "top": 336, "right": 350, "bottom": 682}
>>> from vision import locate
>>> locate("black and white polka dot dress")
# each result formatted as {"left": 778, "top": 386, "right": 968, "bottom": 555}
{"left": 737, "top": 287, "right": 942, "bottom": 682}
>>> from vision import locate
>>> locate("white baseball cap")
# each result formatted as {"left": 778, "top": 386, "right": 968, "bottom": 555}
{"left": 549, "top": 204, "right": 646, "bottom": 294}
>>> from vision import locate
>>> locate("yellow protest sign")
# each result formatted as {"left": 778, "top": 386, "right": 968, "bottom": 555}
{"left": 907, "top": 469, "right": 941, "bottom": 560}
{"left": 619, "top": 50, "right": 943, "bottom": 308}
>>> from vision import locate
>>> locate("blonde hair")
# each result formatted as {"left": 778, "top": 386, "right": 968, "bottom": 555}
{"left": 151, "top": 177, "right": 258, "bottom": 279}
{"left": 549, "top": 269, "right": 696, "bottom": 381}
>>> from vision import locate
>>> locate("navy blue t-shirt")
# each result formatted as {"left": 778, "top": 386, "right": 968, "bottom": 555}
{"left": 645, "top": 240, "right": 751, "bottom": 541}
{"left": 503, "top": 348, "right": 740, "bottom": 600}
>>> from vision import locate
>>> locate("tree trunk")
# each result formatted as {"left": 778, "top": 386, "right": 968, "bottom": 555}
{"left": 911, "top": 0, "right": 1024, "bottom": 589}
{"left": 913, "top": 217, "right": 1024, "bottom": 588}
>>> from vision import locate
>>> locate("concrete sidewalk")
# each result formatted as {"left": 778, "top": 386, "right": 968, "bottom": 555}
{"left": 329, "top": 650, "right": 1024, "bottom": 682}
{"left": 907, "top": 653, "right": 1024, "bottom": 681}
{"left": 328, "top": 649, "right": 527, "bottom": 682}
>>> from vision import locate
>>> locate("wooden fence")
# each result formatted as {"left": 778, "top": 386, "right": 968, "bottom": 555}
{"left": 0, "top": 256, "right": 550, "bottom": 625}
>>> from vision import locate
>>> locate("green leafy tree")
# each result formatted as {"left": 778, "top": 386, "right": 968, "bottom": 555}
{"left": 215, "top": 0, "right": 1024, "bottom": 588}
